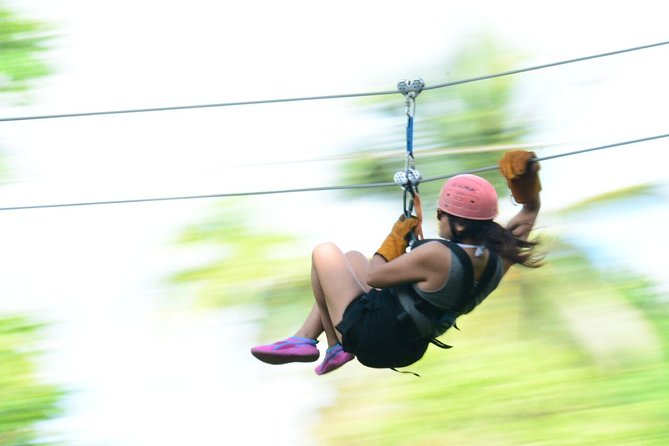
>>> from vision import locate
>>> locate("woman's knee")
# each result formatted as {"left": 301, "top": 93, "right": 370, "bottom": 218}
{"left": 312, "top": 243, "right": 367, "bottom": 297}
{"left": 312, "top": 242, "right": 343, "bottom": 264}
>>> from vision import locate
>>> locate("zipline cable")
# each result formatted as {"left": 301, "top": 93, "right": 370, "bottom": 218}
{"left": 420, "top": 133, "right": 669, "bottom": 182}
{"left": 0, "top": 133, "right": 666, "bottom": 212}
{"left": 423, "top": 40, "right": 669, "bottom": 91}
{"left": 1, "top": 40, "right": 668, "bottom": 123}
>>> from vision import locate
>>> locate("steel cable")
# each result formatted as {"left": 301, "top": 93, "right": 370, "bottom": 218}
{"left": 0, "top": 133, "right": 666, "bottom": 212}
{"left": 1, "top": 40, "right": 667, "bottom": 123}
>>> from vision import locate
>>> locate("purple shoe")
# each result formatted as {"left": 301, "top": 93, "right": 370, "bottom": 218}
{"left": 251, "top": 336, "right": 320, "bottom": 364}
{"left": 315, "top": 344, "right": 354, "bottom": 375}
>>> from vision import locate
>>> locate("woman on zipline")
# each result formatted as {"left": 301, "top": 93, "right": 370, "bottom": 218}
{"left": 251, "top": 150, "right": 543, "bottom": 375}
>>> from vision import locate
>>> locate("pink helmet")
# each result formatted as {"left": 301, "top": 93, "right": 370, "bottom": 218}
{"left": 437, "top": 174, "right": 498, "bottom": 220}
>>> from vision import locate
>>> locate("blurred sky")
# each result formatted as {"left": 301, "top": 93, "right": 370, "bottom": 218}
{"left": 1, "top": 1, "right": 669, "bottom": 445}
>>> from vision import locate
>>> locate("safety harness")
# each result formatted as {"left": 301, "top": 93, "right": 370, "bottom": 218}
{"left": 385, "top": 80, "right": 501, "bottom": 376}
{"left": 406, "top": 238, "right": 500, "bottom": 346}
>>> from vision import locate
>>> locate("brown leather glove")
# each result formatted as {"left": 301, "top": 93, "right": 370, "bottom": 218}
{"left": 375, "top": 215, "right": 419, "bottom": 262}
{"left": 499, "top": 150, "right": 541, "bottom": 204}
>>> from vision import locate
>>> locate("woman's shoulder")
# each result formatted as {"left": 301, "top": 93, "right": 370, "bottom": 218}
{"left": 411, "top": 238, "right": 452, "bottom": 250}
{"left": 409, "top": 239, "right": 452, "bottom": 266}
{"left": 409, "top": 240, "right": 453, "bottom": 292}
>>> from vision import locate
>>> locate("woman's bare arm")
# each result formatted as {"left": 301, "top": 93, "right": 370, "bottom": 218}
{"left": 506, "top": 196, "right": 541, "bottom": 242}
{"left": 366, "top": 242, "right": 451, "bottom": 290}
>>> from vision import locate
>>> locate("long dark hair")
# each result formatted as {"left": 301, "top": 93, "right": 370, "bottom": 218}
{"left": 446, "top": 212, "right": 542, "bottom": 268}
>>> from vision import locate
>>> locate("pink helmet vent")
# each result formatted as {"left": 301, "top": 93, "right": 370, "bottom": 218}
{"left": 437, "top": 174, "right": 498, "bottom": 220}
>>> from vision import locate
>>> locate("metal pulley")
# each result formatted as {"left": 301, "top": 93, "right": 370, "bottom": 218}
{"left": 393, "top": 169, "right": 422, "bottom": 192}
{"left": 397, "top": 78, "right": 425, "bottom": 99}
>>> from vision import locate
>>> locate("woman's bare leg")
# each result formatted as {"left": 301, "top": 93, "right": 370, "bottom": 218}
{"left": 294, "top": 303, "right": 323, "bottom": 339}
{"left": 251, "top": 245, "right": 370, "bottom": 371}
{"left": 295, "top": 249, "right": 370, "bottom": 347}
{"left": 309, "top": 243, "right": 370, "bottom": 346}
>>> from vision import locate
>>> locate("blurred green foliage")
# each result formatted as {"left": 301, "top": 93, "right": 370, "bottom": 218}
{"left": 560, "top": 183, "right": 661, "bottom": 213}
{"left": 169, "top": 29, "right": 669, "bottom": 446}
{"left": 172, "top": 190, "right": 669, "bottom": 445}
{"left": 170, "top": 200, "right": 314, "bottom": 337}
{"left": 0, "top": 3, "right": 52, "bottom": 99}
{"left": 314, "top": 246, "right": 669, "bottom": 445}
{"left": 310, "top": 187, "right": 669, "bottom": 444}
{"left": 0, "top": 317, "right": 64, "bottom": 446}
{"left": 0, "top": 4, "right": 61, "bottom": 445}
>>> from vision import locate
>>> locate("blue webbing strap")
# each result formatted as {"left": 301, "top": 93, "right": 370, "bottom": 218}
{"left": 406, "top": 109, "right": 414, "bottom": 157}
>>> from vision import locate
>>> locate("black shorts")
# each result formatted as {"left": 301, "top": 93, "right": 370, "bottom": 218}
{"left": 335, "top": 288, "right": 430, "bottom": 369}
